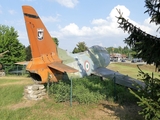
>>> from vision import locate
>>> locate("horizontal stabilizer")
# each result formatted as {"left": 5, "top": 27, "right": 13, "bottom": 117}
{"left": 48, "top": 62, "right": 78, "bottom": 73}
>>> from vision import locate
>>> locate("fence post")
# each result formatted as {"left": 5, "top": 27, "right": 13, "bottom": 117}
{"left": 17, "top": 65, "right": 18, "bottom": 75}
{"left": 47, "top": 72, "right": 50, "bottom": 98}
{"left": 70, "top": 77, "right": 73, "bottom": 107}
{"left": 113, "top": 73, "right": 117, "bottom": 101}
{"left": 151, "top": 72, "right": 154, "bottom": 98}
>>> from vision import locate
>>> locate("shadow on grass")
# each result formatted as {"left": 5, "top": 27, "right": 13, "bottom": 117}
{"left": 99, "top": 102, "right": 143, "bottom": 120}
{"left": 80, "top": 76, "right": 144, "bottom": 119}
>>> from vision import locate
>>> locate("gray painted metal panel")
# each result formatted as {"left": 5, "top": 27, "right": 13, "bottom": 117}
{"left": 92, "top": 67, "right": 145, "bottom": 90}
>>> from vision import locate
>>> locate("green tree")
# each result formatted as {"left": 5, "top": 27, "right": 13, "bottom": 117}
{"left": 118, "top": 46, "right": 122, "bottom": 53}
{"left": 72, "top": 42, "right": 88, "bottom": 53}
{"left": 106, "top": 46, "right": 132, "bottom": 57}
{"left": 0, "top": 25, "right": 26, "bottom": 70}
{"left": 116, "top": 1, "right": 160, "bottom": 68}
{"left": 123, "top": 46, "right": 129, "bottom": 54}
{"left": 129, "top": 67, "right": 160, "bottom": 120}
{"left": 72, "top": 47, "right": 79, "bottom": 53}
{"left": 106, "top": 47, "right": 114, "bottom": 55}
{"left": 25, "top": 45, "right": 32, "bottom": 61}
{"left": 52, "top": 37, "right": 59, "bottom": 46}
{"left": 116, "top": 0, "right": 160, "bottom": 119}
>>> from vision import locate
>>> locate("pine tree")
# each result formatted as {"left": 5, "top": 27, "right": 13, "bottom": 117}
{"left": 116, "top": 0, "right": 160, "bottom": 119}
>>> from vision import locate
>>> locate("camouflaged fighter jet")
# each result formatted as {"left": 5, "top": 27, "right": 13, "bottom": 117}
{"left": 22, "top": 5, "right": 110, "bottom": 83}
{"left": 22, "top": 6, "right": 145, "bottom": 90}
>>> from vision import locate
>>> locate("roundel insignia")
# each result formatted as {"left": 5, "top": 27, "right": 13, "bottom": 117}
{"left": 84, "top": 61, "right": 90, "bottom": 71}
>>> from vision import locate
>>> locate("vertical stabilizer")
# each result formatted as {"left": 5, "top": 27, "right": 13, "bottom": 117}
{"left": 22, "top": 5, "right": 60, "bottom": 60}
{"left": 22, "top": 5, "right": 78, "bottom": 83}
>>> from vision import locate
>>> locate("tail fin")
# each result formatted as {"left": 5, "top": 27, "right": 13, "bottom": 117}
{"left": 22, "top": 5, "right": 59, "bottom": 60}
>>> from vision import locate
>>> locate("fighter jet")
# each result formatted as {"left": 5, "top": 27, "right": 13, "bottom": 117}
{"left": 22, "top": 5, "right": 110, "bottom": 83}
{"left": 22, "top": 6, "right": 145, "bottom": 90}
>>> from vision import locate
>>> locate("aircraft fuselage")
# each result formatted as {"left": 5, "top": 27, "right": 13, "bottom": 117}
{"left": 58, "top": 45, "right": 110, "bottom": 78}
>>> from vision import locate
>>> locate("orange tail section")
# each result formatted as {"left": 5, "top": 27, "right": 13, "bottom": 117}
{"left": 22, "top": 6, "right": 78, "bottom": 83}
{"left": 22, "top": 5, "right": 59, "bottom": 59}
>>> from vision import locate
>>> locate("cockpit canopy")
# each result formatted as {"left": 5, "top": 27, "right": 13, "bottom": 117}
{"left": 88, "top": 45, "right": 110, "bottom": 68}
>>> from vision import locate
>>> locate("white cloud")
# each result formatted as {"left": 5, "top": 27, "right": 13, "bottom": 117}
{"left": 141, "top": 18, "right": 159, "bottom": 36}
{"left": 60, "top": 23, "right": 92, "bottom": 36}
{"left": 49, "top": 5, "right": 159, "bottom": 51}
{"left": 54, "top": 0, "right": 79, "bottom": 8}
{"left": 49, "top": 5, "right": 133, "bottom": 51}
{"left": 91, "top": 19, "right": 108, "bottom": 26}
{"left": 114, "top": 5, "right": 158, "bottom": 36}
{"left": 59, "top": 5, "right": 130, "bottom": 38}
{"left": 41, "top": 14, "right": 60, "bottom": 23}
{"left": 110, "top": 5, "right": 130, "bottom": 20}
{"left": 18, "top": 5, "right": 159, "bottom": 51}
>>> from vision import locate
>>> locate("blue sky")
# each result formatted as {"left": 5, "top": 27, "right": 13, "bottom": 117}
{"left": 0, "top": 0, "right": 158, "bottom": 52}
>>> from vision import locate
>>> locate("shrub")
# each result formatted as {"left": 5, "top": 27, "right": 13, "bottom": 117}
{"left": 49, "top": 76, "right": 106, "bottom": 103}
{"left": 129, "top": 67, "right": 160, "bottom": 120}
{"left": 49, "top": 81, "right": 70, "bottom": 102}
{"left": 49, "top": 76, "right": 137, "bottom": 104}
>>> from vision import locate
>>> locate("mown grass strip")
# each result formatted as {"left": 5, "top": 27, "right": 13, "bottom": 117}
{"left": 0, "top": 85, "right": 25, "bottom": 107}
{"left": 107, "top": 63, "right": 160, "bottom": 79}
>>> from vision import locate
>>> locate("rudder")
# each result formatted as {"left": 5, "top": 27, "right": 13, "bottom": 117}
{"left": 22, "top": 5, "right": 60, "bottom": 61}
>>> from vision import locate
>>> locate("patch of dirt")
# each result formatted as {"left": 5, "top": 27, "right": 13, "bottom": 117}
{"left": 5, "top": 98, "right": 143, "bottom": 119}
{"left": 83, "top": 101, "right": 143, "bottom": 120}
{"left": 7, "top": 100, "right": 37, "bottom": 110}
{"left": 0, "top": 76, "right": 31, "bottom": 80}
{"left": 0, "top": 81, "right": 33, "bottom": 87}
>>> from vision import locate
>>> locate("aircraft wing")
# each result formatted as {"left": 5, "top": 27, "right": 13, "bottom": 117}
{"left": 92, "top": 67, "right": 145, "bottom": 90}
{"left": 48, "top": 62, "right": 78, "bottom": 73}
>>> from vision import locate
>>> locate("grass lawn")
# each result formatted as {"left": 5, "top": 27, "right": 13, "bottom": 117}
{"left": 0, "top": 75, "right": 144, "bottom": 119}
{"left": 107, "top": 62, "right": 160, "bottom": 79}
